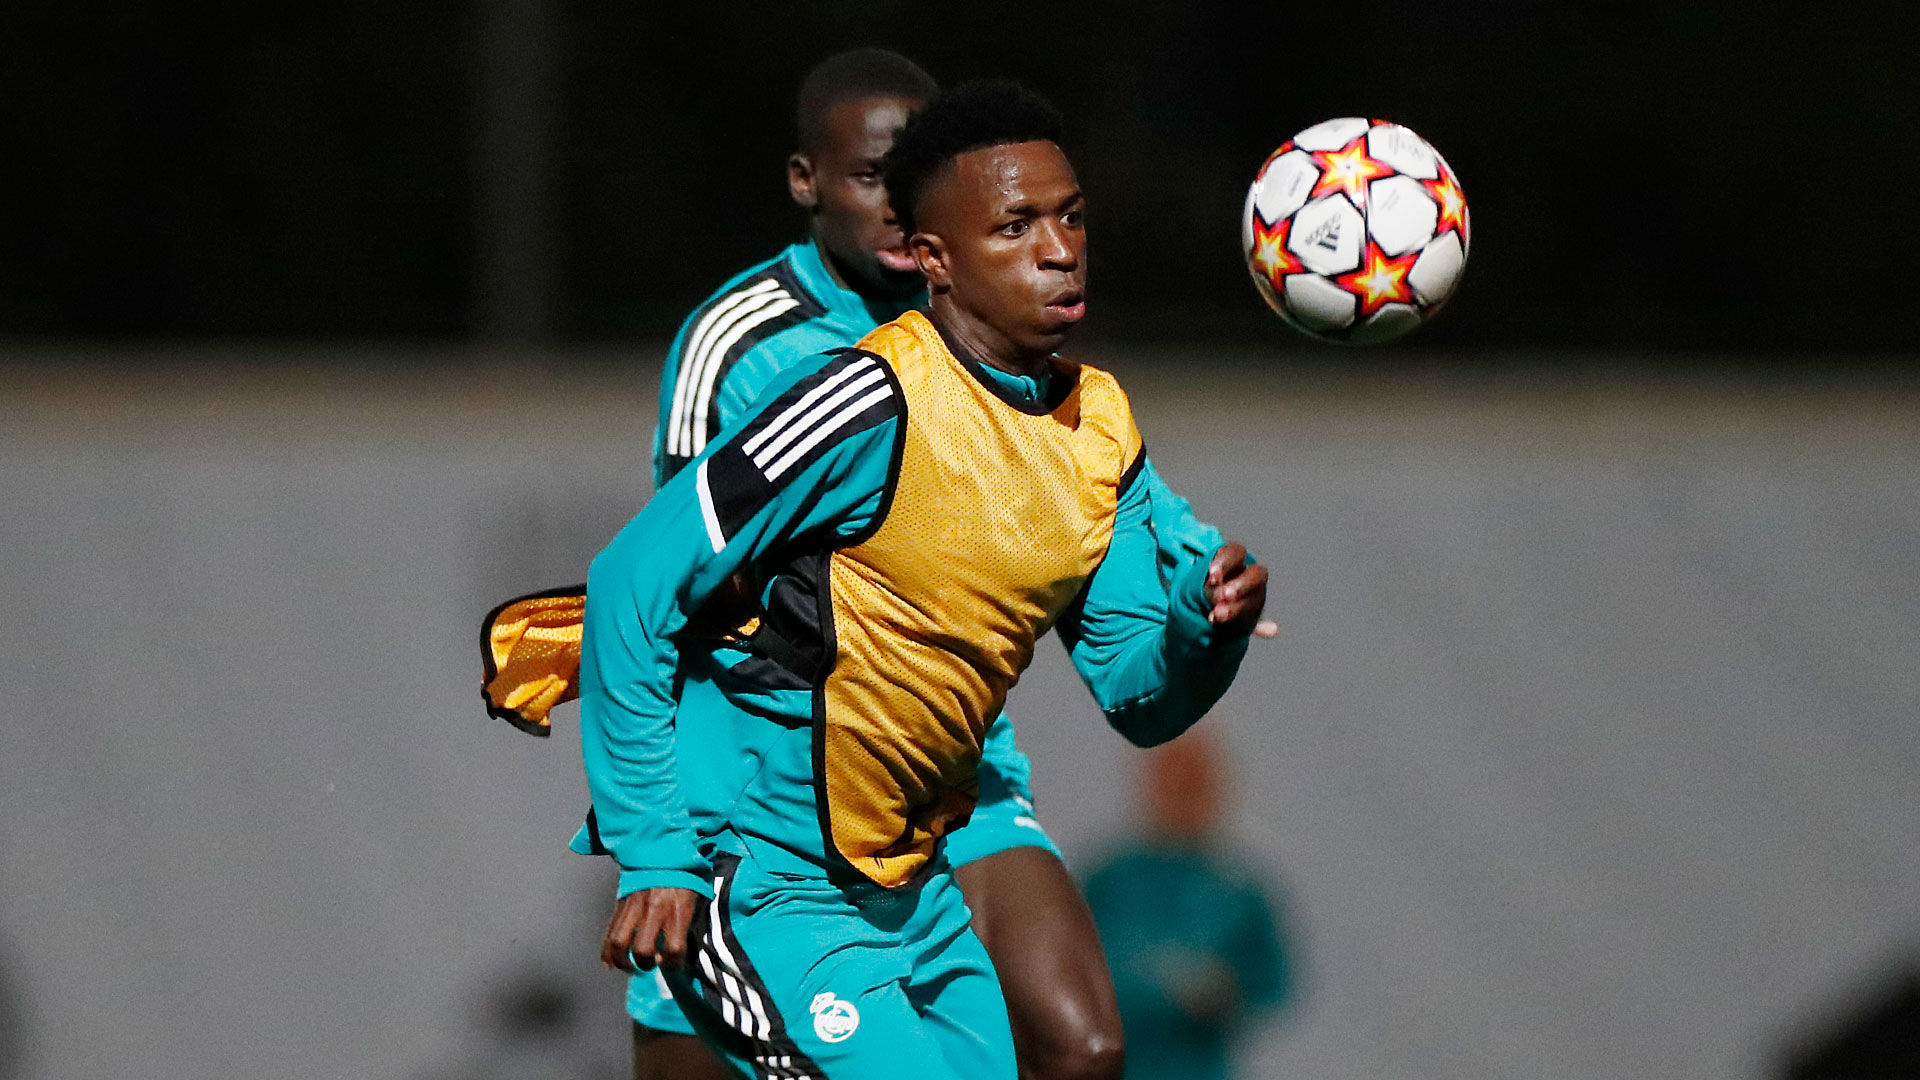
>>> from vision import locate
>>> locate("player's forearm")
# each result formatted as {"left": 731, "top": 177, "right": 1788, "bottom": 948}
{"left": 577, "top": 697, "right": 712, "bottom": 899}
{"left": 1065, "top": 460, "right": 1252, "bottom": 744}
{"left": 578, "top": 683, "right": 713, "bottom": 898}
{"left": 1079, "top": 554, "right": 1249, "bottom": 746}
{"left": 577, "top": 483, "right": 741, "bottom": 897}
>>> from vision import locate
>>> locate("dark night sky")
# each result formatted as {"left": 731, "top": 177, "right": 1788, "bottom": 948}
{"left": 7, "top": 1, "right": 1919, "bottom": 351}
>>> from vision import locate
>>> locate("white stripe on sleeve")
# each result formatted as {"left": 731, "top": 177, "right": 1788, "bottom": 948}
{"left": 667, "top": 280, "right": 781, "bottom": 455}
{"left": 675, "top": 287, "right": 794, "bottom": 454}
{"left": 740, "top": 356, "right": 877, "bottom": 457}
{"left": 686, "top": 295, "right": 802, "bottom": 454}
{"left": 762, "top": 385, "right": 896, "bottom": 481}
{"left": 694, "top": 459, "right": 726, "bottom": 553}
{"left": 747, "top": 366, "right": 887, "bottom": 469}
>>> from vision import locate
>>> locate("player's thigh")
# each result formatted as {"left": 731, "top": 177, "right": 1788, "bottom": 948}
{"left": 907, "top": 885, "right": 1018, "bottom": 1080}
{"left": 954, "top": 846, "right": 1124, "bottom": 1069}
{"left": 632, "top": 1023, "right": 734, "bottom": 1080}
{"left": 670, "top": 931, "right": 975, "bottom": 1079}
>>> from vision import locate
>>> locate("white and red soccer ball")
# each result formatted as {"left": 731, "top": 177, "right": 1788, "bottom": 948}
{"left": 1242, "top": 117, "right": 1469, "bottom": 344}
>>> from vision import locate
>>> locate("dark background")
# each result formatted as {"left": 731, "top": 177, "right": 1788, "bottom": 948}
{"left": 10, "top": 1, "right": 1920, "bottom": 352}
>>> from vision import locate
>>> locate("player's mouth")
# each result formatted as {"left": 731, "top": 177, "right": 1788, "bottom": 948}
{"left": 875, "top": 245, "right": 917, "bottom": 273}
{"left": 1044, "top": 289, "right": 1086, "bottom": 325}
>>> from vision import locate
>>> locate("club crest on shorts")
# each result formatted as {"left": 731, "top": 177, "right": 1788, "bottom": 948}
{"left": 809, "top": 991, "right": 860, "bottom": 1042}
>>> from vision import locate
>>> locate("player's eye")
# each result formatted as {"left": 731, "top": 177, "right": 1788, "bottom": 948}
{"left": 1061, "top": 209, "right": 1084, "bottom": 228}
{"left": 1000, "top": 219, "right": 1029, "bottom": 237}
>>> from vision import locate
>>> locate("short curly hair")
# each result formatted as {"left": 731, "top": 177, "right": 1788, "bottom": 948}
{"left": 882, "top": 80, "right": 1064, "bottom": 237}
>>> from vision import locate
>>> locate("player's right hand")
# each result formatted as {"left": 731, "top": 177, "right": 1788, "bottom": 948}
{"left": 601, "top": 887, "right": 703, "bottom": 974}
{"left": 1204, "top": 542, "right": 1272, "bottom": 638}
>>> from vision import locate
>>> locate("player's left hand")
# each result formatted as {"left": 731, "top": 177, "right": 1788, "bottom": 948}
{"left": 1205, "top": 542, "right": 1272, "bottom": 638}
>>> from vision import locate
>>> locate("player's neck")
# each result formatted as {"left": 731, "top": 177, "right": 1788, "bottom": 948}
{"left": 815, "top": 240, "right": 859, "bottom": 295}
{"left": 928, "top": 297, "right": 1051, "bottom": 379}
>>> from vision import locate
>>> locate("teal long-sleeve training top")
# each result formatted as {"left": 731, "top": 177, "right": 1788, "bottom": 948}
{"left": 579, "top": 340, "right": 1249, "bottom": 899}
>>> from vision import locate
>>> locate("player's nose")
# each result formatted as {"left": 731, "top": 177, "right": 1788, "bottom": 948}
{"left": 1035, "top": 219, "right": 1078, "bottom": 271}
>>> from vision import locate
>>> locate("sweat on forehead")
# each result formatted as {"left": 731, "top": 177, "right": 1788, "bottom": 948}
{"left": 882, "top": 80, "right": 1065, "bottom": 236}
{"left": 916, "top": 141, "right": 1074, "bottom": 226}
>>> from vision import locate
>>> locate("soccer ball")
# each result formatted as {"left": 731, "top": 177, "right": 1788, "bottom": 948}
{"left": 1241, "top": 117, "right": 1469, "bottom": 344}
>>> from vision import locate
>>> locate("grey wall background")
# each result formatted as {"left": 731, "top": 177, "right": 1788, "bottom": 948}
{"left": 1, "top": 353, "right": 1913, "bottom": 1080}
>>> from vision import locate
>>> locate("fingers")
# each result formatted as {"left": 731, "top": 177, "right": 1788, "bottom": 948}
{"left": 600, "top": 889, "right": 702, "bottom": 975}
{"left": 1206, "top": 543, "right": 1256, "bottom": 625}
{"left": 631, "top": 902, "right": 668, "bottom": 972}
{"left": 601, "top": 892, "right": 646, "bottom": 974}
{"left": 1207, "top": 544, "right": 1280, "bottom": 637}
{"left": 1208, "top": 559, "right": 1270, "bottom": 634}
{"left": 1206, "top": 543, "right": 1248, "bottom": 588}
{"left": 653, "top": 892, "right": 696, "bottom": 972}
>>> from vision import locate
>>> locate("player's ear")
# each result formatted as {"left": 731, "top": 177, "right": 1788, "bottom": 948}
{"left": 913, "top": 231, "right": 950, "bottom": 289}
{"left": 788, "top": 153, "right": 818, "bottom": 210}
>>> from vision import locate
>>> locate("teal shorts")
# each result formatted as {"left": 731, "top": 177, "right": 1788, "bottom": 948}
{"left": 631, "top": 713, "right": 1054, "bottom": 1034}
{"left": 942, "top": 712, "right": 1059, "bottom": 867}
{"left": 654, "top": 847, "right": 1016, "bottom": 1079}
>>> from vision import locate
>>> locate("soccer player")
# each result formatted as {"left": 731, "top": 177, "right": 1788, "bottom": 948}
{"left": 476, "top": 51, "right": 1219, "bottom": 1080}
{"left": 582, "top": 79, "right": 1269, "bottom": 1080}
{"left": 639, "top": 47, "right": 1129, "bottom": 1080}
{"left": 645, "top": 46, "right": 1121, "bottom": 1076}
{"left": 624, "top": 50, "right": 937, "bottom": 1080}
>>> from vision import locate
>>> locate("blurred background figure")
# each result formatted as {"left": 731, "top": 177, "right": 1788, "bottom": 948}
{"left": 1082, "top": 727, "right": 1295, "bottom": 1080}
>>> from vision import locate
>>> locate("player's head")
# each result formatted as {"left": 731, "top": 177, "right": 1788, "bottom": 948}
{"left": 788, "top": 49, "right": 938, "bottom": 301}
{"left": 884, "top": 80, "right": 1084, "bottom": 363}
{"left": 1143, "top": 727, "right": 1227, "bottom": 841}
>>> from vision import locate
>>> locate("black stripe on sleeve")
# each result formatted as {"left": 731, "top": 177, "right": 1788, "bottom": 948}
{"left": 699, "top": 348, "right": 903, "bottom": 546}
{"left": 1118, "top": 441, "right": 1147, "bottom": 497}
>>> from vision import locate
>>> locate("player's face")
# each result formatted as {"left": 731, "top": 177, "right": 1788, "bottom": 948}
{"left": 790, "top": 95, "right": 924, "bottom": 301}
{"left": 915, "top": 140, "right": 1087, "bottom": 360}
